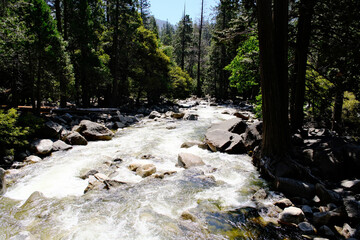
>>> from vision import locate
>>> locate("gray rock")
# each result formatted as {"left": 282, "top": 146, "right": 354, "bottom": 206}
{"left": 335, "top": 223, "right": 356, "bottom": 239}
{"left": 183, "top": 111, "right": 198, "bottom": 121}
{"left": 275, "top": 177, "right": 315, "bottom": 198}
{"left": 181, "top": 141, "right": 203, "bottom": 149}
{"left": 0, "top": 168, "right": 5, "bottom": 195}
{"left": 177, "top": 153, "right": 205, "bottom": 169}
{"left": 205, "top": 130, "right": 245, "bottom": 154}
{"left": 24, "top": 155, "right": 42, "bottom": 164}
{"left": 171, "top": 112, "right": 185, "bottom": 119}
{"left": 84, "top": 175, "right": 106, "bottom": 193}
{"left": 313, "top": 211, "right": 341, "bottom": 226}
{"left": 149, "top": 111, "right": 161, "bottom": 119}
{"left": 115, "top": 121, "right": 125, "bottom": 129}
{"left": 207, "top": 118, "right": 248, "bottom": 135}
{"left": 80, "top": 170, "right": 99, "bottom": 179}
{"left": 316, "top": 183, "right": 342, "bottom": 204}
{"left": 298, "top": 222, "right": 316, "bottom": 234}
{"left": 252, "top": 189, "right": 268, "bottom": 201}
{"left": 136, "top": 164, "right": 156, "bottom": 178}
{"left": 65, "top": 132, "right": 88, "bottom": 145}
{"left": 43, "top": 120, "right": 63, "bottom": 138}
{"left": 318, "top": 225, "right": 335, "bottom": 237}
{"left": 52, "top": 140, "right": 72, "bottom": 151}
{"left": 344, "top": 198, "right": 360, "bottom": 219}
{"left": 241, "top": 121, "right": 262, "bottom": 151}
{"left": 181, "top": 211, "right": 198, "bottom": 222}
{"left": 279, "top": 207, "right": 305, "bottom": 224}
{"left": 275, "top": 198, "right": 293, "bottom": 209}
{"left": 301, "top": 205, "right": 313, "bottom": 216}
{"left": 342, "top": 179, "right": 360, "bottom": 193}
{"left": 31, "top": 139, "right": 53, "bottom": 155}
{"left": 79, "top": 120, "right": 114, "bottom": 141}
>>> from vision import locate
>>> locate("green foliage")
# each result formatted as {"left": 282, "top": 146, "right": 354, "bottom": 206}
{"left": 0, "top": 109, "right": 29, "bottom": 156}
{"left": 225, "top": 35, "right": 259, "bottom": 95}
{"left": 254, "top": 93, "right": 262, "bottom": 118}
{"left": 160, "top": 21, "right": 174, "bottom": 46}
{"left": 169, "top": 65, "right": 194, "bottom": 99}
{"left": 342, "top": 91, "right": 360, "bottom": 138}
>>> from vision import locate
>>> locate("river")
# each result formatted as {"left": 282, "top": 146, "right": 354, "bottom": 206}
{"left": 0, "top": 103, "right": 280, "bottom": 239}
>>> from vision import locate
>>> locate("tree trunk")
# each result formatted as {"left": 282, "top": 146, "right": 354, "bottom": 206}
{"left": 257, "top": 0, "right": 291, "bottom": 157}
{"left": 180, "top": 9, "right": 186, "bottom": 71}
{"left": 63, "top": 0, "right": 68, "bottom": 40}
{"left": 331, "top": 88, "right": 344, "bottom": 133}
{"left": 290, "top": 0, "right": 315, "bottom": 131}
{"left": 36, "top": 54, "right": 42, "bottom": 113}
{"left": 196, "top": 0, "right": 204, "bottom": 97}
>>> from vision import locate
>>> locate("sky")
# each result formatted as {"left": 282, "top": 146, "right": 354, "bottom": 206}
{"left": 149, "top": 0, "right": 219, "bottom": 25}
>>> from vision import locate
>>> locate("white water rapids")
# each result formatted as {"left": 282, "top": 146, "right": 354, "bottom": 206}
{"left": 1, "top": 104, "right": 271, "bottom": 239}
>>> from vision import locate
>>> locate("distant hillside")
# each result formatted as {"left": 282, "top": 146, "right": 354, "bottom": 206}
{"left": 155, "top": 18, "right": 167, "bottom": 30}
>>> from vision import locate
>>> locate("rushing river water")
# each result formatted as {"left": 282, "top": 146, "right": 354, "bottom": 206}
{"left": 0, "top": 103, "right": 284, "bottom": 240}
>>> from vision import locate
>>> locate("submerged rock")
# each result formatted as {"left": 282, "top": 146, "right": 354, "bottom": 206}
{"left": 24, "top": 155, "right": 42, "bottom": 164}
{"left": 177, "top": 153, "right": 205, "bottom": 169}
{"left": 31, "top": 139, "right": 53, "bottom": 155}
{"left": 136, "top": 164, "right": 156, "bottom": 178}
{"left": 79, "top": 120, "right": 114, "bottom": 141}
{"left": 181, "top": 141, "right": 206, "bottom": 149}
{"left": 183, "top": 111, "right": 199, "bottom": 121}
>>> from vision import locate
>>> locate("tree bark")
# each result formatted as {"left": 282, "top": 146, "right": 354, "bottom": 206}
{"left": 111, "top": 0, "right": 120, "bottom": 107}
{"left": 257, "top": 0, "right": 291, "bottom": 157}
{"left": 290, "top": 0, "right": 315, "bottom": 131}
{"left": 331, "top": 88, "right": 344, "bottom": 133}
{"left": 196, "top": 0, "right": 204, "bottom": 97}
{"left": 55, "top": 0, "right": 62, "bottom": 33}
{"left": 63, "top": 0, "right": 68, "bottom": 40}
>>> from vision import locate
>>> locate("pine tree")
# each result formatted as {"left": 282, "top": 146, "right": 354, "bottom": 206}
{"left": 173, "top": 13, "right": 193, "bottom": 71}
{"left": 160, "top": 21, "right": 174, "bottom": 46}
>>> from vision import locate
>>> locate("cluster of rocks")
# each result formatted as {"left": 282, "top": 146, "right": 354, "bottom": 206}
{"left": 204, "top": 115, "right": 360, "bottom": 239}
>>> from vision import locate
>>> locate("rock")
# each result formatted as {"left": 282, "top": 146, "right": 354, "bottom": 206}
{"left": 301, "top": 205, "right": 313, "bottom": 216}
{"left": 181, "top": 141, "right": 204, "bottom": 149}
{"left": 205, "top": 130, "right": 245, "bottom": 154}
{"left": 52, "top": 140, "right": 72, "bottom": 151}
{"left": 60, "top": 129, "right": 72, "bottom": 141}
{"left": 84, "top": 175, "right": 105, "bottom": 193}
{"left": 103, "top": 180, "right": 126, "bottom": 189}
{"left": 207, "top": 118, "right": 247, "bottom": 135}
{"left": 275, "top": 198, "right": 293, "bottom": 209}
{"left": 342, "top": 179, "right": 360, "bottom": 193}
{"left": 275, "top": 177, "right": 315, "bottom": 198}
{"left": 171, "top": 112, "right": 185, "bottom": 119}
{"left": 128, "top": 163, "right": 142, "bottom": 171}
{"left": 24, "top": 155, "right": 42, "bottom": 164}
{"left": 298, "top": 222, "right": 316, "bottom": 234}
{"left": 252, "top": 189, "right": 268, "bottom": 201}
{"left": 154, "top": 171, "right": 177, "bottom": 179}
{"left": 80, "top": 170, "right": 99, "bottom": 179}
{"left": 318, "top": 225, "right": 335, "bottom": 237}
{"left": 136, "top": 164, "right": 156, "bottom": 178}
{"left": 181, "top": 211, "right": 198, "bottom": 222}
{"left": 241, "top": 121, "right": 262, "bottom": 151}
{"left": 65, "top": 132, "right": 88, "bottom": 145}
{"left": 234, "top": 112, "right": 249, "bottom": 120}
{"left": 149, "top": 111, "right": 161, "bottom": 119}
{"left": 343, "top": 198, "right": 360, "bottom": 219}
{"left": 94, "top": 173, "right": 109, "bottom": 182}
{"left": 31, "top": 139, "right": 53, "bottom": 155}
{"left": 312, "top": 211, "right": 341, "bottom": 226}
{"left": 43, "top": 120, "right": 63, "bottom": 138}
{"left": 316, "top": 184, "right": 342, "bottom": 204}
{"left": 313, "top": 238, "right": 330, "bottom": 240}
{"left": 177, "top": 153, "right": 205, "bottom": 169}
{"left": 0, "top": 168, "right": 5, "bottom": 195}
{"left": 279, "top": 207, "right": 305, "bottom": 224}
{"left": 23, "top": 191, "right": 45, "bottom": 206}
{"left": 115, "top": 122, "right": 125, "bottom": 129}
{"left": 335, "top": 223, "right": 356, "bottom": 239}
{"left": 183, "top": 111, "right": 199, "bottom": 121}
{"left": 141, "top": 154, "right": 154, "bottom": 159}
{"left": 79, "top": 120, "right": 114, "bottom": 141}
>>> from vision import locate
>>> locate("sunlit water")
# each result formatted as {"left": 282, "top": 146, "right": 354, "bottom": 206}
{"left": 0, "top": 104, "right": 273, "bottom": 239}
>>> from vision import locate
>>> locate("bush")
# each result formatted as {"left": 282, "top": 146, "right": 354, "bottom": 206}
{"left": 169, "top": 65, "right": 194, "bottom": 99}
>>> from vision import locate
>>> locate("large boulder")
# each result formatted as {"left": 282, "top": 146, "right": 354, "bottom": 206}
{"left": 205, "top": 130, "right": 245, "bottom": 154}
{"left": 78, "top": 120, "right": 114, "bottom": 141}
{"left": 207, "top": 118, "right": 247, "bottom": 135}
{"left": 241, "top": 121, "right": 262, "bottom": 151}
{"left": 43, "top": 120, "right": 63, "bottom": 138}
{"left": 31, "top": 139, "right": 53, "bottom": 155}
{"left": 315, "top": 183, "right": 342, "bottom": 204}
{"left": 279, "top": 207, "right": 305, "bottom": 224}
{"left": 65, "top": 132, "right": 88, "bottom": 145}
{"left": 52, "top": 140, "right": 72, "bottom": 151}
{"left": 0, "top": 168, "right": 5, "bottom": 195}
{"left": 275, "top": 177, "right": 315, "bottom": 198}
{"left": 177, "top": 153, "right": 205, "bottom": 169}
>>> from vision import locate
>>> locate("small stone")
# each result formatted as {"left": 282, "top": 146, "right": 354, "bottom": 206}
{"left": 275, "top": 198, "right": 293, "bottom": 209}
{"left": 252, "top": 189, "right": 268, "bottom": 201}
{"left": 94, "top": 173, "right": 109, "bottom": 182}
{"left": 52, "top": 140, "right": 72, "bottom": 151}
{"left": 80, "top": 170, "right": 99, "bottom": 180}
{"left": 141, "top": 154, "right": 154, "bottom": 159}
{"left": 316, "top": 183, "right": 342, "bottom": 204}
{"left": 180, "top": 141, "right": 203, "bottom": 149}
{"left": 136, "top": 164, "right": 156, "bottom": 178}
{"left": 335, "top": 223, "right": 356, "bottom": 239}
{"left": 318, "top": 225, "right": 335, "bottom": 237}
{"left": 298, "top": 222, "right": 316, "bottom": 234}
{"left": 279, "top": 207, "right": 305, "bottom": 224}
{"left": 128, "top": 163, "right": 142, "bottom": 171}
{"left": 343, "top": 198, "right": 360, "bottom": 219}
{"left": 181, "top": 211, "right": 197, "bottom": 222}
{"left": 301, "top": 205, "right": 313, "bottom": 216}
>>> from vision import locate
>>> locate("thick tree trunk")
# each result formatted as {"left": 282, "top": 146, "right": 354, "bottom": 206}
{"left": 196, "top": 0, "right": 204, "bottom": 97}
{"left": 331, "top": 88, "right": 344, "bottom": 133}
{"left": 290, "top": 0, "right": 315, "bottom": 131}
{"left": 257, "top": 0, "right": 291, "bottom": 157}
{"left": 63, "top": 0, "right": 68, "bottom": 40}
